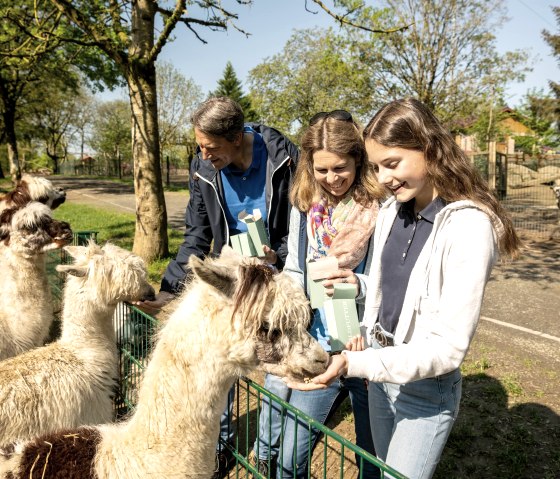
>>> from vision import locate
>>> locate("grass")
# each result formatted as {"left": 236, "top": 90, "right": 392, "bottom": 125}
{"left": 52, "top": 202, "right": 184, "bottom": 283}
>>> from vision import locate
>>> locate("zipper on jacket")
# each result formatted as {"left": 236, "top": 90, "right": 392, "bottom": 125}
{"left": 195, "top": 173, "right": 230, "bottom": 247}
{"left": 267, "top": 155, "right": 291, "bottom": 229}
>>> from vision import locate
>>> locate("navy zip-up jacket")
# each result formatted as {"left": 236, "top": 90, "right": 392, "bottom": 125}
{"left": 161, "top": 123, "right": 299, "bottom": 294}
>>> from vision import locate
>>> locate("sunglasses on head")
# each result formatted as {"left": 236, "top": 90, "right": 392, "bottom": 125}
{"left": 309, "top": 109, "right": 353, "bottom": 126}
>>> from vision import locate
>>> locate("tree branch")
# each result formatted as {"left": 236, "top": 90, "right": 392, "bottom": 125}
{"left": 309, "top": 0, "right": 411, "bottom": 34}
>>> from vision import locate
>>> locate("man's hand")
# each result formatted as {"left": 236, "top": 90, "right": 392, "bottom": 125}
{"left": 133, "top": 291, "right": 176, "bottom": 316}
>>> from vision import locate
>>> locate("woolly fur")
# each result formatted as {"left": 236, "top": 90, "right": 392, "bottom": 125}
{"left": 0, "top": 247, "right": 328, "bottom": 478}
{"left": 0, "top": 242, "right": 155, "bottom": 445}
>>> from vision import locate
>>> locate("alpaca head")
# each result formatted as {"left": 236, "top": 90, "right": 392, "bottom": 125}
{"left": 0, "top": 174, "right": 66, "bottom": 210}
{"left": 0, "top": 202, "right": 73, "bottom": 255}
{"left": 56, "top": 242, "right": 156, "bottom": 305}
{"left": 189, "top": 247, "right": 329, "bottom": 381}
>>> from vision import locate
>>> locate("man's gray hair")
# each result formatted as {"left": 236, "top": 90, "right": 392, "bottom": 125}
{"left": 191, "top": 97, "right": 245, "bottom": 142}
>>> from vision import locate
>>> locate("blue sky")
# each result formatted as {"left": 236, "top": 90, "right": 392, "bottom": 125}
{"left": 104, "top": 0, "right": 558, "bottom": 108}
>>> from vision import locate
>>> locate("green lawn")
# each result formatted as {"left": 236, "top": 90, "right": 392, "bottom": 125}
{"left": 52, "top": 202, "right": 184, "bottom": 283}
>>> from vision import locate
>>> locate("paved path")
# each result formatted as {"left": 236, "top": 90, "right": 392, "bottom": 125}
{"left": 49, "top": 177, "right": 188, "bottom": 230}
{"left": 49, "top": 176, "right": 560, "bottom": 344}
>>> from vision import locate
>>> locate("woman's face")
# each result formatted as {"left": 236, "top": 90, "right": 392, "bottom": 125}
{"left": 365, "top": 139, "right": 437, "bottom": 210}
{"left": 312, "top": 150, "right": 356, "bottom": 199}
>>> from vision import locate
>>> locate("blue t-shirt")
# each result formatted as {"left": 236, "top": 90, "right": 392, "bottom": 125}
{"left": 221, "top": 126, "right": 268, "bottom": 235}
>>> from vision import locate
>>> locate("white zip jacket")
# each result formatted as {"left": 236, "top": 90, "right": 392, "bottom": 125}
{"left": 345, "top": 197, "right": 502, "bottom": 384}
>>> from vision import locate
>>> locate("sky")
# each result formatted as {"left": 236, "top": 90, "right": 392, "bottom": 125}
{"left": 102, "top": 0, "right": 558, "bottom": 108}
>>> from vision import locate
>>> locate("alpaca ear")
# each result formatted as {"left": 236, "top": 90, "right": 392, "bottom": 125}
{"left": 56, "top": 264, "right": 88, "bottom": 277}
{"left": 189, "top": 255, "right": 236, "bottom": 297}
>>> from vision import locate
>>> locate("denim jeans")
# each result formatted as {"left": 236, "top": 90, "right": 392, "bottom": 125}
{"left": 252, "top": 373, "right": 291, "bottom": 460}
{"left": 368, "top": 360, "right": 462, "bottom": 479}
{"left": 277, "top": 376, "right": 379, "bottom": 479}
{"left": 217, "top": 386, "right": 236, "bottom": 452}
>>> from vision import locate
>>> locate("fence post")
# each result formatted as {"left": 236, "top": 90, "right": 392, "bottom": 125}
{"left": 488, "top": 141, "right": 497, "bottom": 191}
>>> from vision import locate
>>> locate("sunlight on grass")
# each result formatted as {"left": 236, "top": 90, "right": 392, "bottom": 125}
{"left": 52, "top": 202, "right": 184, "bottom": 283}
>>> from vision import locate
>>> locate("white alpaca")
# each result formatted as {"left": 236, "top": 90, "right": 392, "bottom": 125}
{"left": 0, "top": 248, "right": 329, "bottom": 479}
{"left": 0, "top": 202, "right": 73, "bottom": 361}
{"left": 0, "top": 242, "right": 156, "bottom": 445}
{"left": 0, "top": 174, "right": 66, "bottom": 213}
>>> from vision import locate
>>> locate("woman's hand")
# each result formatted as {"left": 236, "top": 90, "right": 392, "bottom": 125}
{"left": 285, "top": 353, "right": 349, "bottom": 391}
{"left": 261, "top": 245, "right": 278, "bottom": 266}
{"left": 322, "top": 269, "right": 360, "bottom": 297}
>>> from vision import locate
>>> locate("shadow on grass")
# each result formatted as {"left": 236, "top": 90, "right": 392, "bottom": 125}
{"left": 436, "top": 373, "right": 560, "bottom": 479}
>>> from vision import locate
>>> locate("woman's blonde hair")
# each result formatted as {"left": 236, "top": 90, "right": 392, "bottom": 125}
{"left": 290, "top": 112, "right": 386, "bottom": 211}
{"left": 363, "top": 98, "right": 521, "bottom": 259}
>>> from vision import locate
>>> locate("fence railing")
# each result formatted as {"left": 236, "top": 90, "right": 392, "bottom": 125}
{"left": 47, "top": 234, "right": 407, "bottom": 479}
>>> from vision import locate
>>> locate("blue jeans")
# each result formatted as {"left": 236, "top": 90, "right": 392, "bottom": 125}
{"left": 368, "top": 364, "right": 462, "bottom": 479}
{"left": 277, "top": 376, "right": 379, "bottom": 479}
{"left": 217, "top": 386, "right": 236, "bottom": 452}
{"left": 253, "top": 374, "right": 290, "bottom": 460}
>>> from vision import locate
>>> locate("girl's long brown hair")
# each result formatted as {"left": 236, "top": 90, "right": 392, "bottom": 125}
{"left": 364, "top": 98, "right": 520, "bottom": 259}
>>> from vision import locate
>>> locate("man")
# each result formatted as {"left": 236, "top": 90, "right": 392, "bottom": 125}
{"left": 135, "top": 96, "right": 298, "bottom": 478}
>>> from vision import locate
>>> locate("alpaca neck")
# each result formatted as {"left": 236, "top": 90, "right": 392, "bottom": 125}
{"left": 0, "top": 249, "right": 52, "bottom": 340}
{"left": 58, "top": 279, "right": 116, "bottom": 347}
{"left": 121, "top": 287, "right": 240, "bottom": 458}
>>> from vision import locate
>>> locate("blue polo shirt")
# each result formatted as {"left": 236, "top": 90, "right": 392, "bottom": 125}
{"left": 379, "top": 197, "right": 447, "bottom": 334}
{"left": 220, "top": 126, "right": 268, "bottom": 235}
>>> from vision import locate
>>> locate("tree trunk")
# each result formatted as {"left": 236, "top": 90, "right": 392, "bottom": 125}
{"left": 128, "top": 70, "right": 169, "bottom": 262}
{"left": 2, "top": 105, "right": 21, "bottom": 182}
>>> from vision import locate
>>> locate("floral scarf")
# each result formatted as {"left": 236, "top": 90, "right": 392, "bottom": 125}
{"left": 307, "top": 195, "right": 379, "bottom": 270}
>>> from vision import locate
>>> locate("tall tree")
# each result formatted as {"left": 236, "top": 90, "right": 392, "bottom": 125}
{"left": 248, "top": 28, "right": 373, "bottom": 138}
{"left": 0, "top": 1, "right": 119, "bottom": 182}
{"left": 211, "top": 61, "right": 257, "bottom": 121}
{"left": 156, "top": 61, "right": 203, "bottom": 155}
{"left": 17, "top": 0, "right": 396, "bottom": 262}
{"left": 354, "top": 0, "right": 531, "bottom": 127}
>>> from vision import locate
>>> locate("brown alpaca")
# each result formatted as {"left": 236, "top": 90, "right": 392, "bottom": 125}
{"left": 0, "top": 174, "right": 66, "bottom": 213}
{"left": 0, "top": 202, "right": 73, "bottom": 360}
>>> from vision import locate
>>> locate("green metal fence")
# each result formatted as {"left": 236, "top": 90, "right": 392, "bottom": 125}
{"left": 48, "top": 235, "right": 407, "bottom": 479}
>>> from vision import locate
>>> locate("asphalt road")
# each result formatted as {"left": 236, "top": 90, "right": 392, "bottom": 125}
{"left": 49, "top": 176, "right": 560, "bottom": 347}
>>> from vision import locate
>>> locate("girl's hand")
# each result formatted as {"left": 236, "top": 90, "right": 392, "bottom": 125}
{"left": 285, "top": 353, "right": 349, "bottom": 390}
{"left": 346, "top": 334, "right": 365, "bottom": 351}
{"left": 322, "top": 269, "right": 359, "bottom": 297}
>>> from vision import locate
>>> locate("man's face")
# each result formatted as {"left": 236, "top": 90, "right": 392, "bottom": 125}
{"left": 194, "top": 128, "right": 242, "bottom": 170}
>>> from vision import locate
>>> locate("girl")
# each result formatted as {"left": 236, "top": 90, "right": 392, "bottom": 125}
{"left": 288, "top": 98, "right": 521, "bottom": 479}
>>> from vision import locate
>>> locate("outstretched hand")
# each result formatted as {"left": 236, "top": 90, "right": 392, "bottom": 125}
{"left": 286, "top": 353, "right": 349, "bottom": 391}
{"left": 133, "top": 291, "right": 175, "bottom": 316}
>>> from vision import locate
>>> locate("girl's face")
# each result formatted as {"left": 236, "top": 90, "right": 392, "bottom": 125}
{"left": 312, "top": 150, "right": 356, "bottom": 199}
{"left": 365, "top": 139, "right": 438, "bottom": 211}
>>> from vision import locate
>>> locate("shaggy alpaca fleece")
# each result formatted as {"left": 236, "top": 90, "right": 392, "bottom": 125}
{"left": 0, "top": 202, "right": 72, "bottom": 361}
{"left": 0, "top": 175, "right": 66, "bottom": 213}
{"left": 0, "top": 248, "right": 328, "bottom": 479}
{"left": 0, "top": 242, "right": 155, "bottom": 445}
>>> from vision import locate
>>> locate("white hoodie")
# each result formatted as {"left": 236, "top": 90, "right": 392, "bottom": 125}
{"left": 345, "top": 197, "right": 503, "bottom": 384}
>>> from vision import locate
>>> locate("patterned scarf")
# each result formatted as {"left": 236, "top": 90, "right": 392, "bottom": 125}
{"left": 307, "top": 195, "right": 379, "bottom": 270}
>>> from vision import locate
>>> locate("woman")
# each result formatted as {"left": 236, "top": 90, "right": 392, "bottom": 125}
{"left": 251, "top": 110, "right": 386, "bottom": 479}
{"left": 288, "top": 98, "right": 521, "bottom": 479}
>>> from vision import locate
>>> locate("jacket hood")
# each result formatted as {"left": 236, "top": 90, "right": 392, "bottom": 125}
{"left": 381, "top": 197, "right": 506, "bottom": 243}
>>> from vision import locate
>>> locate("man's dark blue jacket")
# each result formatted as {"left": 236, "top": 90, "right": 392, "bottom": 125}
{"left": 161, "top": 123, "right": 299, "bottom": 295}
